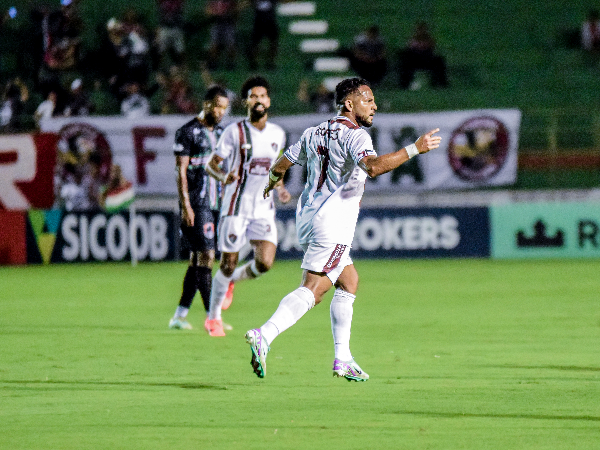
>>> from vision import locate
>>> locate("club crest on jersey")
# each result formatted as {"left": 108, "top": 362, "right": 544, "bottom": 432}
{"left": 203, "top": 223, "right": 215, "bottom": 239}
{"left": 271, "top": 143, "right": 279, "bottom": 151}
{"left": 229, "top": 233, "right": 237, "bottom": 243}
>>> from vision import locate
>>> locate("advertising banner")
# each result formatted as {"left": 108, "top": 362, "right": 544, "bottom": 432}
{"left": 490, "top": 202, "right": 600, "bottom": 259}
{"left": 0, "top": 133, "right": 58, "bottom": 210}
{"left": 25, "top": 209, "right": 178, "bottom": 264}
{"left": 40, "top": 109, "right": 520, "bottom": 196}
{"left": 275, "top": 206, "right": 491, "bottom": 260}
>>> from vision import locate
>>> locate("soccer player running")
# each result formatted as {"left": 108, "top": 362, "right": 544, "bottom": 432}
{"left": 168, "top": 86, "right": 230, "bottom": 330}
{"left": 204, "top": 76, "right": 291, "bottom": 336}
{"left": 245, "top": 77, "right": 442, "bottom": 381}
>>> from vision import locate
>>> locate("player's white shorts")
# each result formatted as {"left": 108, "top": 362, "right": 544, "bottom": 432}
{"left": 300, "top": 242, "right": 353, "bottom": 284}
{"left": 218, "top": 215, "right": 278, "bottom": 253}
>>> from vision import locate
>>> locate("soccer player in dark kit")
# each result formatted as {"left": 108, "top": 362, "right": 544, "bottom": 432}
{"left": 168, "top": 86, "right": 233, "bottom": 330}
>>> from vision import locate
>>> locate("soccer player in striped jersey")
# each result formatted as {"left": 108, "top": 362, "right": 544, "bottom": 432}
{"left": 168, "top": 86, "right": 230, "bottom": 331}
{"left": 205, "top": 76, "right": 291, "bottom": 336}
{"left": 245, "top": 77, "right": 442, "bottom": 380}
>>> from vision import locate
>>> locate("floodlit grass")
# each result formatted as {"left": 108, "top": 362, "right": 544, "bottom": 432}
{"left": 1, "top": 259, "right": 599, "bottom": 450}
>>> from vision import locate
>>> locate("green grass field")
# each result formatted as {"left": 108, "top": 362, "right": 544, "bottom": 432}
{"left": 1, "top": 259, "right": 599, "bottom": 450}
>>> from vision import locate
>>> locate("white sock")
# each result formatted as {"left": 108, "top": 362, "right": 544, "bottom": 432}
{"left": 174, "top": 306, "right": 189, "bottom": 318}
{"left": 330, "top": 289, "right": 355, "bottom": 361}
{"left": 231, "top": 260, "right": 262, "bottom": 283}
{"left": 208, "top": 270, "right": 232, "bottom": 320}
{"left": 260, "top": 287, "right": 315, "bottom": 345}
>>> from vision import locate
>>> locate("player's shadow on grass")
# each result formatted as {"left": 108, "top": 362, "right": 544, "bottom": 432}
{"left": 0, "top": 380, "right": 227, "bottom": 390}
{"left": 394, "top": 410, "right": 600, "bottom": 422}
{"left": 487, "top": 364, "right": 600, "bottom": 372}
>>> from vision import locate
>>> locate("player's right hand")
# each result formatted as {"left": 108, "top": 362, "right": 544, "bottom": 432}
{"left": 415, "top": 128, "right": 442, "bottom": 154}
{"left": 182, "top": 207, "right": 194, "bottom": 227}
{"left": 263, "top": 184, "right": 274, "bottom": 199}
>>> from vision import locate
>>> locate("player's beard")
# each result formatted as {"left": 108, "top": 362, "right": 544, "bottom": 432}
{"left": 204, "top": 112, "right": 218, "bottom": 127}
{"left": 355, "top": 113, "right": 373, "bottom": 128}
{"left": 249, "top": 103, "right": 269, "bottom": 122}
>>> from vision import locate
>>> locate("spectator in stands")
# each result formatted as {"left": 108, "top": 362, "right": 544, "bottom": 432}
{"left": 105, "top": 16, "right": 152, "bottom": 101}
{"left": 158, "top": 65, "right": 199, "bottom": 114}
{"left": 155, "top": 0, "right": 186, "bottom": 69}
{"left": 90, "top": 79, "right": 119, "bottom": 115}
{"left": 121, "top": 82, "right": 150, "bottom": 118}
{"left": 34, "top": 91, "right": 58, "bottom": 125}
{"left": 247, "top": 0, "right": 280, "bottom": 71}
{"left": 296, "top": 78, "right": 335, "bottom": 114}
{"left": 397, "top": 21, "right": 448, "bottom": 90}
{"left": 205, "top": 0, "right": 239, "bottom": 70}
{"left": 64, "top": 78, "right": 94, "bottom": 116}
{"left": 43, "top": 0, "right": 83, "bottom": 72}
{"left": 582, "top": 9, "right": 600, "bottom": 66}
{"left": 349, "top": 25, "right": 388, "bottom": 85}
{"left": 0, "top": 78, "right": 29, "bottom": 133}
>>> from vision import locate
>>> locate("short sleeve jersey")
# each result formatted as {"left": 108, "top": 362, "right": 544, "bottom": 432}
{"left": 173, "top": 117, "right": 224, "bottom": 210}
{"left": 215, "top": 119, "right": 286, "bottom": 219}
{"left": 284, "top": 116, "right": 377, "bottom": 246}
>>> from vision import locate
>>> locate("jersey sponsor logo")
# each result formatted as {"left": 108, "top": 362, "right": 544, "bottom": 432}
{"left": 203, "top": 222, "right": 215, "bottom": 239}
{"left": 323, "top": 244, "right": 347, "bottom": 273}
{"left": 447, "top": 116, "right": 509, "bottom": 182}
{"left": 248, "top": 157, "right": 272, "bottom": 175}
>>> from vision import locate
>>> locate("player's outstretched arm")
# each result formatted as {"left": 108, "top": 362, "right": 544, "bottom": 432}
{"left": 359, "top": 128, "right": 441, "bottom": 178}
{"left": 264, "top": 155, "right": 294, "bottom": 199}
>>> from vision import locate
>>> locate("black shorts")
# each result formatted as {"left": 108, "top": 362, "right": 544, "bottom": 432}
{"left": 180, "top": 208, "right": 219, "bottom": 253}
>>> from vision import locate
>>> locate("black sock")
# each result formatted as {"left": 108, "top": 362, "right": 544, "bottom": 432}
{"left": 196, "top": 266, "right": 213, "bottom": 312}
{"left": 179, "top": 266, "right": 198, "bottom": 309}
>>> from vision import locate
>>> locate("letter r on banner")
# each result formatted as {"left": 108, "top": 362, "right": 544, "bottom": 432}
{"left": 0, "top": 135, "right": 36, "bottom": 209}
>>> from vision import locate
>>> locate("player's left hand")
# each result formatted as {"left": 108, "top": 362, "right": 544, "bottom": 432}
{"left": 415, "top": 128, "right": 442, "bottom": 154}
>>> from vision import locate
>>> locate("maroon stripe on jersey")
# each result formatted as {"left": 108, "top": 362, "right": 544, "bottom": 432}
{"left": 227, "top": 122, "right": 247, "bottom": 216}
{"left": 322, "top": 244, "right": 347, "bottom": 273}
{"left": 332, "top": 117, "right": 359, "bottom": 129}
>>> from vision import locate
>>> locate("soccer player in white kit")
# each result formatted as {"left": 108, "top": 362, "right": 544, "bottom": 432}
{"left": 245, "top": 77, "right": 442, "bottom": 380}
{"left": 205, "top": 76, "right": 291, "bottom": 336}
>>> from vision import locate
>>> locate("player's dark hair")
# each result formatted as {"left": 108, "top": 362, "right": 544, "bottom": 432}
{"left": 335, "top": 78, "right": 371, "bottom": 107}
{"left": 204, "top": 85, "right": 228, "bottom": 102}
{"left": 241, "top": 76, "right": 270, "bottom": 99}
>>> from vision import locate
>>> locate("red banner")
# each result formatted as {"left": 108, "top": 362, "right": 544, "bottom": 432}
{"left": 0, "top": 211, "right": 26, "bottom": 264}
{"left": 0, "top": 133, "right": 58, "bottom": 211}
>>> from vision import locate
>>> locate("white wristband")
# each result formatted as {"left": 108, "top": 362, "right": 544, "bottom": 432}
{"left": 405, "top": 143, "right": 419, "bottom": 159}
{"left": 269, "top": 171, "right": 280, "bottom": 183}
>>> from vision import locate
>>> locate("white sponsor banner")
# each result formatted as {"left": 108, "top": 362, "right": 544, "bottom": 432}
{"left": 41, "top": 109, "right": 520, "bottom": 195}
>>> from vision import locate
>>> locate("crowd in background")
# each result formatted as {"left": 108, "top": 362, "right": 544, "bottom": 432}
{"left": 0, "top": 1, "right": 597, "bottom": 134}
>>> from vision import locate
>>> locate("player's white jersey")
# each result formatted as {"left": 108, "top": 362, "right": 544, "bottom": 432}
{"left": 284, "top": 116, "right": 377, "bottom": 246}
{"left": 215, "top": 119, "right": 286, "bottom": 219}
